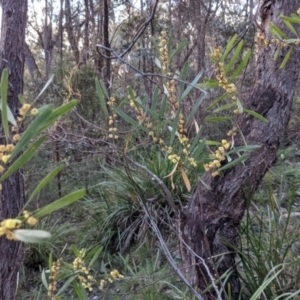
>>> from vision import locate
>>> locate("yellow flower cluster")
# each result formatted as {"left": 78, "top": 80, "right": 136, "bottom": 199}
{"left": 168, "top": 154, "right": 180, "bottom": 164}
{"left": 18, "top": 103, "right": 39, "bottom": 122}
{"left": 214, "top": 61, "right": 237, "bottom": 94}
{"left": 211, "top": 46, "right": 221, "bottom": 61}
{"left": 149, "top": 131, "right": 164, "bottom": 144}
{"left": 227, "top": 126, "right": 238, "bottom": 137}
{"left": 110, "top": 269, "right": 124, "bottom": 279}
{"left": 48, "top": 258, "right": 63, "bottom": 300}
{"left": 107, "top": 97, "right": 119, "bottom": 140}
{"left": 23, "top": 210, "right": 38, "bottom": 226}
{"left": 0, "top": 210, "right": 37, "bottom": 241}
{"left": 203, "top": 139, "right": 231, "bottom": 177}
{"left": 159, "top": 31, "right": 168, "bottom": 71}
{"left": 72, "top": 249, "right": 96, "bottom": 292}
{"left": 166, "top": 78, "right": 178, "bottom": 111}
{"left": 254, "top": 33, "right": 269, "bottom": 47}
{"left": 99, "top": 269, "right": 124, "bottom": 290}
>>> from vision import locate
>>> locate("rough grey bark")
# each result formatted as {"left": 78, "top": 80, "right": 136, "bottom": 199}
{"left": 0, "top": 0, "right": 27, "bottom": 299}
{"left": 179, "top": 1, "right": 300, "bottom": 299}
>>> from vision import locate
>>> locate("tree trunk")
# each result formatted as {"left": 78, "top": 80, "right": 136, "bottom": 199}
{"left": 103, "top": 0, "right": 111, "bottom": 89}
{"left": 65, "top": 0, "right": 80, "bottom": 65}
{"left": 179, "top": 1, "right": 300, "bottom": 299}
{"left": 0, "top": 0, "right": 27, "bottom": 299}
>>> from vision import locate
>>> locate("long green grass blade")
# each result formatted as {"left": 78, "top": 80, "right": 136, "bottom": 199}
{"left": 34, "top": 189, "right": 86, "bottom": 218}
{"left": 207, "top": 93, "right": 229, "bottom": 110}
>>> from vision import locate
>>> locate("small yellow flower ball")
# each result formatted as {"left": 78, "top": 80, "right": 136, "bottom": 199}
{"left": 31, "top": 108, "right": 38, "bottom": 115}
{"left": 12, "top": 134, "right": 21, "bottom": 142}
{"left": 1, "top": 155, "right": 10, "bottom": 164}
{"left": 27, "top": 216, "right": 38, "bottom": 226}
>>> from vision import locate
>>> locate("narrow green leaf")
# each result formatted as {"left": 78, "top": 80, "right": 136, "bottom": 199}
{"left": 207, "top": 93, "right": 229, "bottom": 110}
{"left": 205, "top": 140, "right": 221, "bottom": 146}
{"left": 245, "top": 109, "right": 269, "bottom": 123}
{"left": 218, "top": 154, "right": 249, "bottom": 172}
{"left": 170, "top": 110, "right": 180, "bottom": 145}
{"left": 71, "top": 280, "right": 87, "bottom": 300}
{"left": 34, "top": 189, "right": 86, "bottom": 218}
{"left": 27, "top": 165, "right": 64, "bottom": 203}
{"left": 181, "top": 70, "right": 203, "bottom": 100}
{"left": 114, "top": 107, "right": 139, "bottom": 127}
{"left": 198, "top": 79, "right": 219, "bottom": 90}
{"left": 192, "top": 137, "right": 206, "bottom": 158}
{"left": 151, "top": 87, "right": 159, "bottom": 111}
{"left": 99, "top": 79, "right": 109, "bottom": 99}
{"left": 38, "top": 100, "right": 77, "bottom": 132}
{"left": 10, "top": 106, "right": 53, "bottom": 159}
{"left": 154, "top": 57, "right": 162, "bottom": 69}
{"left": 280, "top": 16, "right": 300, "bottom": 25}
{"left": 186, "top": 94, "right": 206, "bottom": 125}
{"left": 225, "top": 40, "right": 244, "bottom": 74}
{"left": 213, "top": 103, "right": 236, "bottom": 113}
{"left": 14, "top": 229, "right": 52, "bottom": 243}
{"left": 127, "top": 86, "right": 136, "bottom": 100}
{"left": 230, "top": 49, "right": 252, "bottom": 80}
{"left": 158, "top": 96, "right": 167, "bottom": 120}
{"left": 228, "top": 145, "right": 261, "bottom": 155}
{"left": 236, "top": 97, "right": 243, "bottom": 113}
{"left": 71, "top": 245, "right": 80, "bottom": 257}
{"left": 95, "top": 78, "right": 108, "bottom": 117}
{"left": 282, "top": 20, "right": 299, "bottom": 37}
{"left": 204, "top": 116, "right": 231, "bottom": 122}
{"left": 220, "top": 34, "right": 238, "bottom": 62}
{"left": 48, "top": 251, "right": 53, "bottom": 270}
{"left": 33, "top": 74, "right": 54, "bottom": 103}
{"left": 180, "top": 62, "right": 189, "bottom": 82}
{"left": 1, "top": 69, "right": 9, "bottom": 142}
{"left": 170, "top": 40, "right": 188, "bottom": 61}
{"left": 190, "top": 126, "right": 203, "bottom": 152}
{"left": 41, "top": 269, "right": 48, "bottom": 289}
{"left": 274, "top": 47, "right": 280, "bottom": 61}
{"left": 0, "top": 136, "right": 46, "bottom": 182}
{"left": 279, "top": 46, "right": 293, "bottom": 69}
{"left": 270, "top": 23, "right": 288, "bottom": 39}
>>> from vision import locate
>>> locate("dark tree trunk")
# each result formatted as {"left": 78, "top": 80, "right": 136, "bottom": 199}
{"left": 0, "top": 0, "right": 27, "bottom": 299}
{"left": 179, "top": 1, "right": 300, "bottom": 299}
{"left": 103, "top": 0, "right": 111, "bottom": 89}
